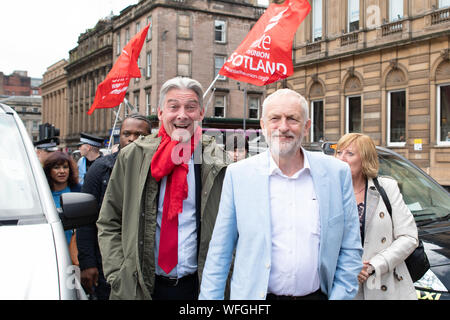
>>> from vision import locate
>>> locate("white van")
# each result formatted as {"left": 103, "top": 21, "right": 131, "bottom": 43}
{"left": 0, "top": 103, "right": 97, "bottom": 299}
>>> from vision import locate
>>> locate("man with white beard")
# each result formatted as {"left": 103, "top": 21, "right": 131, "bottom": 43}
{"left": 199, "top": 89, "right": 363, "bottom": 300}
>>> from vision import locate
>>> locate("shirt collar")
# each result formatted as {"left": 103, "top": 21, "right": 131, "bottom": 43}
{"left": 268, "top": 147, "right": 310, "bottom": 178}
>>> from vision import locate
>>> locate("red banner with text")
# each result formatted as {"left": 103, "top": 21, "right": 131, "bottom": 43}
{"left": 219, "top": 0, "right": 311, "bottom": 86}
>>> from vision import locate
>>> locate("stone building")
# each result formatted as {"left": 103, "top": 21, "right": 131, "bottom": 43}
{"left": 269, "top": 0, "right": 450, "bottom": 186}
{"left": 41, "top": 59, "right": 69, "bottom": 150}
{"left": 61, "top": 0, "right": 267, "bottom": 149}
{"left": 65, "top": 17, "right": 115, "bottom": 150}
{"left": 0, "top": 71, "right": 32, "bottom": 96}
{"left": 114, "top": 0, "right": 267, "bottom": 131}
{"left": 0, "top": 95, "right": 42, "bottom": 142}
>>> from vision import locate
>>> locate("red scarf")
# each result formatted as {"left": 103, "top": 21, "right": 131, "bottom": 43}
{"left": 151, "top": 124, "right": 202, "bottom": 273}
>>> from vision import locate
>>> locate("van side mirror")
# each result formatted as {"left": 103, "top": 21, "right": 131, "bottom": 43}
{"left": 59, "top": 192, "right": 98, "bottom": 230}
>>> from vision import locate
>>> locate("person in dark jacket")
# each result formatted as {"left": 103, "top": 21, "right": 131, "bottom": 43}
{"left": 76, "top": 113, "right": 152, "bottom": 299}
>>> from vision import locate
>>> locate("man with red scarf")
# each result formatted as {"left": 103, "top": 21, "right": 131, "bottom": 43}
{"left": 97, "top": 77, "right": 228, "bottom": 300}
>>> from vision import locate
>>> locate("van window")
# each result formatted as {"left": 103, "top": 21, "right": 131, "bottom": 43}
{"left": 0, "top": 114, "right": 44, "bottom": 223}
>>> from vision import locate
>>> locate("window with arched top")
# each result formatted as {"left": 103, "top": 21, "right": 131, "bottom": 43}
{"left": 436, "top": 60, "right": 450, "bottom": 145}
{"left": 309, "top": 81, "right": 325, "bottom": 142}
{"left": 385, "top": 68, "right": 407, "bottom": 146}
{"left": 344, "top": 76, "right": 362, "bottom": 133}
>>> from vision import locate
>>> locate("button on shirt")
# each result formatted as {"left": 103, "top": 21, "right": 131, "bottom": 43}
{"left": 267, "top": 150, "right": 321, "bottom": 296}
{"left": 155, "top": 155, "right": 197, "bottom": 278}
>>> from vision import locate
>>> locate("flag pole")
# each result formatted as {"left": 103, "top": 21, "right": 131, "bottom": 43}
{"left": 108, "top": 101, "right": 123, "bottom": 151}
{"left": 203, "top": 73, "right": 221, "bottom": 115}
{"left": 203, "top": 87, "right": 216, "bottom": 117}
{"left": 203, "top": 73, "right": 220, "bottom": 99}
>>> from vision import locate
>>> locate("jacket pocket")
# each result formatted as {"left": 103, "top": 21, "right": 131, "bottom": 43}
{"left": 109, "top": 260, "right": 138, "bottom": 299}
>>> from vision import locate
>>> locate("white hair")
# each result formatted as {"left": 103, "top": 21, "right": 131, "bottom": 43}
{"left": 261, "top": 88, "right": 309, "bottom": 123}
{"left": 158, "top": 77, "right": 204, "bottom": 110}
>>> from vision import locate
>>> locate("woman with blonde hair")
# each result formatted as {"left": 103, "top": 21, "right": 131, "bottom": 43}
{"left": 335, "top": 133, "right": 418, "bottom": 300}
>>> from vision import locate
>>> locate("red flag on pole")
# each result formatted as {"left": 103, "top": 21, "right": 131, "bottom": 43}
{"left": 218, "top": 0, "right": 311, "bottom": 86}
{"left": 87, "top": 23, "right": 150, "bottom": 115}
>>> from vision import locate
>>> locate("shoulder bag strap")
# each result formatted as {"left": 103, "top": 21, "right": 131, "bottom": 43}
{"left": 373, "top": 177, "right": 392, "bottom": 217}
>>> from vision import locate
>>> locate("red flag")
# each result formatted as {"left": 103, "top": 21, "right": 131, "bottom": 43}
{"left": 219, "top": 0, "right": 311, "bottom": 86}
{"left": 87, "top": 23, "right": 150, "bottom": 115}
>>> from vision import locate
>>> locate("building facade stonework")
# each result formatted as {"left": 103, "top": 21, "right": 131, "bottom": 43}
{"left": 64, "top": 18, "right": 115, "bottom": 150}
{"left": 41, "top": 59, "right": 68, "bottom": 149}
{"left": 0, "top": 96, "right": 42, "bottom": 142}
{"left": 58, "top": 0, "right": 267, "bottom": 150}
{"left": 266, "top": 0, "right": 450, "bottom": 186}
{"left": 0, "top": 70, "right": 37, "bottom": 96}
{"left": 114, "top": 0, "right": 266, "bottom": 131}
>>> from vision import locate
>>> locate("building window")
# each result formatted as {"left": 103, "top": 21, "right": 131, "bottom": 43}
{"left": 135, "top": 56, "right": 141, "bottom": 83}
{"left": 178, "top": 14, "right": 191, "bottom": 39}
{"left": 387, "top": 90, "right": 406, "bottom": 146}
{"left": 312, "top": 0, "right": 322, "bottom": 41}
{"left": 146, "top": 91, "right": 151, "bottom": 116}
{"left": 311, "top": 100, "right": 324, "bottom": 142}
{"left": 136, "top": 22, "right": 141, "bottom": 34}
{"left": 346, "top": 96, "right": 361, "bottom": 133}
{"left": 348, "top": 0, "right": 359, "bottom": 32}
{"left": 214, "top": 95, "right": 226, "bottom": 118}
{"left": 125, "top": 28, "right": 130, "bottom": 44}
{"left": 389, "top": 0, "right": 403, "bottom": 21}
{"left": 439, "top": 0, "right": 450, "bottom": 8}
{"left": 124, "top": 94, "right": 129, "bottom": 117}
{"left": 215, "top": 20, "right": 226, "bottom": 43}
{"left": 116, "top": 33, "right": 121, "bottom": 55}
{"left": 248, "top": 96, "right": 260, "bottom": 119}
{"left": 438, "top": 84, "right": 450, "bottom": 144}
{"left": 214, "top": 55, "right": 226, "bottom": 80}
{"left": 177, "top": 51, "right": 191, "bottom": 77}
{"left": 146, "top": 52, "right": 152, "bottom": 78}
{"left": 134, "top": 93, "right": 140, "bottom": 113}
{"left": 147, "top": 16, "right": 152, "bottom": 41}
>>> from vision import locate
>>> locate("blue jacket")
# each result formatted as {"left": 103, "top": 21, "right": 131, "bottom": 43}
{"left": 199, "top": 150, "right": 363, "bottom": 300}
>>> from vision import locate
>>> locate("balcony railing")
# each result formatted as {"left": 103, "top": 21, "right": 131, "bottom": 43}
{"left": 382, "top": 20, "right": 403, "bottom": 36}
{"left": 306, "top": 42, "right": 321, "bottom": 54}
{"left": 340, "top": 32, "right": 359, "bottom": 46}
{"left": 431, "top": 7, "right": 450, "bottom": 25}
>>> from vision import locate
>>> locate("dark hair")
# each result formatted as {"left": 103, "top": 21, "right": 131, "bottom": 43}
{"left": 43, "top": 151, "right": 79, "bottom": 190}
{"left": 122, "top": 113, "right": 152, "bottom": 134}
{"left": 225, "top": 133, "right": 249, "bottom": 152}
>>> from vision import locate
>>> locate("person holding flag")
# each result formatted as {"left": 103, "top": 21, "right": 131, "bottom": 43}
{"left": 97, "top": 77, "right": 229, "bottom": 300}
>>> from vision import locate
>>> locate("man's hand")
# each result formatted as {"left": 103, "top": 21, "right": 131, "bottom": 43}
{"left": 81, "top": 267, "right": 99, "bottom": 294}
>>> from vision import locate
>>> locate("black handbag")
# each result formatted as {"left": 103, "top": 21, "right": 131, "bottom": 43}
{"left": 373, "top": 177, "right": 430, "bottom": 282}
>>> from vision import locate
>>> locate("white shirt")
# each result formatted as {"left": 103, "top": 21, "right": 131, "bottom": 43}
{"left": 267, "top": 149, "right": 321, "bottom": 296}
{"left": 155, "top": 155, "right": 197, "bottom": 278}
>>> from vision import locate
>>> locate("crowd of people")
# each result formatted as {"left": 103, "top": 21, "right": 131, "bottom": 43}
{"left": 34, "top": 76, "right": 419, "bottom": 301}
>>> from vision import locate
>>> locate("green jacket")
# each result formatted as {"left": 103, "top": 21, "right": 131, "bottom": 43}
{"left": 97, "top": 133, "right": 228, "bottom": 300}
